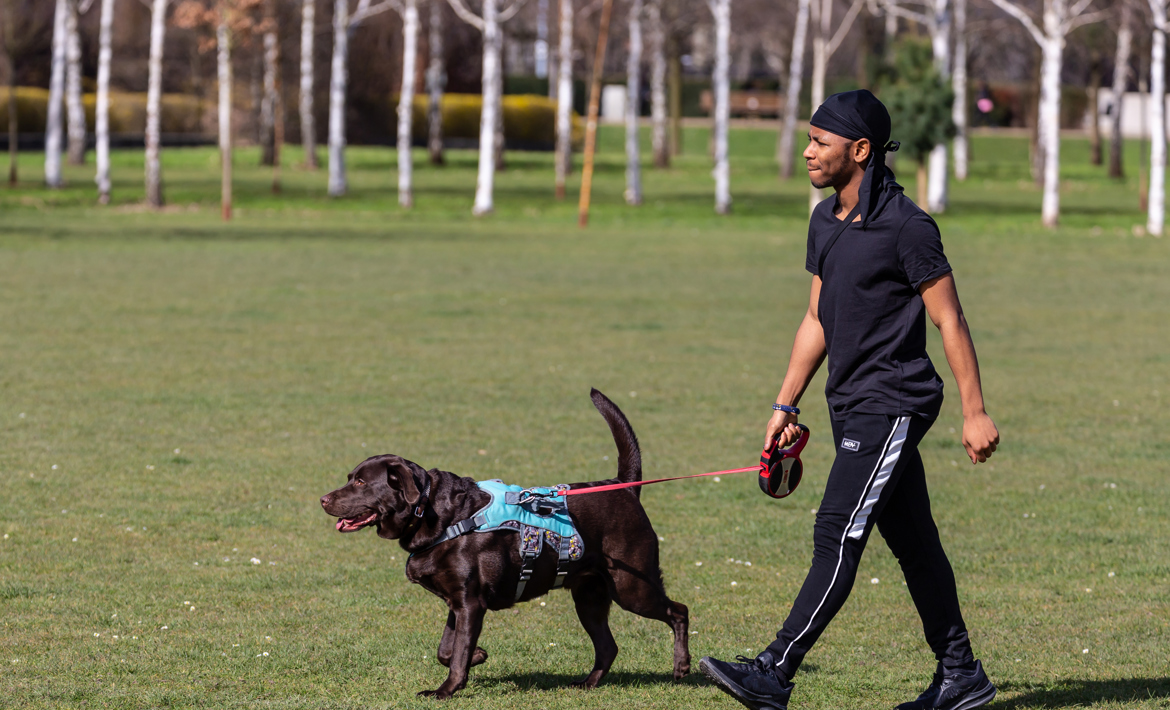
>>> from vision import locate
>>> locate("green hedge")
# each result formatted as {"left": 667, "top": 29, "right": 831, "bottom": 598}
{"left": 405, "top": 93, "right": 583, "bottom": 149}
{"left": 0, "top": 87, "right": 204, "bottom": 134}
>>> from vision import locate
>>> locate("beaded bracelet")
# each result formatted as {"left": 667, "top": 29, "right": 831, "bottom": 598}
{"left": 772, "top": 404, "right": 800, "bottom": 415}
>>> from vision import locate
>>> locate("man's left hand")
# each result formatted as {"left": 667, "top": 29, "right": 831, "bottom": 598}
{"left": 962, "top": 412, "right": 999, "bottom": 464}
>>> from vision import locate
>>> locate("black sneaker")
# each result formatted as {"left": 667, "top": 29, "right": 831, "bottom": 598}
{"left": 699, "top": 651, "right": 793, "bottom": 710}
{"left": 897, "top": 660, "right": 996, "bottom": 710}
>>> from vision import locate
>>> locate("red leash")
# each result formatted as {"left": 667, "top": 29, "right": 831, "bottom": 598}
{"left": 560, "top": 465, "right": 761, "bottom": 495}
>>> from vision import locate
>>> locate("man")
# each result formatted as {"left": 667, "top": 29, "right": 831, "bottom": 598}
{"left": 699, "top": 90, "right": 1000, "bottom": 710}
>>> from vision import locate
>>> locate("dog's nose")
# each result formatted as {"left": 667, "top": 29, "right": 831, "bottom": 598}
{"left": 320, "top": 494, "right": 333, "bottom": 508}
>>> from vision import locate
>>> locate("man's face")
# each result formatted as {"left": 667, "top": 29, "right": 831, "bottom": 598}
{"left": 803, "top": 127, "right": 864, "bottom": 190}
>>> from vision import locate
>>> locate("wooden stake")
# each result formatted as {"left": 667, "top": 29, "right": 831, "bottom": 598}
{"left": 577, "top": 0, "right": 614, "bottom": 228}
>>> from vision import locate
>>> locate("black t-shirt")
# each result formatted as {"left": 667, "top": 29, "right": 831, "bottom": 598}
{"left": 805, "top": 189, "right": 952, "bottom": 421}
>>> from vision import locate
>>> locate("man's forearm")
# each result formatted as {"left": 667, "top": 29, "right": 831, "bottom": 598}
{"left": 776, "top": 312, "right": 827, "bottom": 407}
{"left": 939, "top": 314, "right": 986, "bottom": 416}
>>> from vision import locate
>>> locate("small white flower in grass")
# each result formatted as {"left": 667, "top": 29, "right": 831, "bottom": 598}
{"left": 112, "top": 614, "right": 117, "bottom": 618}
{"left": 1085, "top": 588, "right": 1092, "bottom": 593}
{"left": 2, "top": 534, "right": 7, "bottom": 539}
{"left": 658, "top": 536, "right": 665, "bottom": 542}
{"left": 51, "top": 465, "right": 58, "bottom": 470}
{"left": 233, "top": 548, "right": 238, "bottom": 552}
{"left": 1015, "top": 658, "right": 1021, "bottom": 662}
{"left": 10, "top": 659, "right": 18, "bottom": 663}
{"left": 950, "top": 460, "right": 958, "bottom": 467}
{"left": 690, "top": 631, "right": 697, "bottom": 635}
{"left": 540, "top": 602, "right": 546, "bottom": 607}
{"left": 269, "top": 561, "right": 276, "bottom": 566}
{"left": 1109, "top": 483, "right": 1117, "bottom": 489}
{"left": 870, "top": 578, "right": 880, "bottom": 585}
{"left": 735, "top": 560, "right": 743, "bottom": 565}
{"left": 146, "top": 465, "right": 154, "bottom": 471}
{"left": 251, "top": 558, "right": 261, "bottom": 565}
{"left": 184, "top": 601, "right": 190, "bottom": 605}
{"left": 695, "top": 562, "right": 702, "bottom": 567}
{"left": 713, "top": 476, "right": 721, "bottom": 482}
{"left": 263, "top": 652, "right": 268, "bottom": 657}
{"left": 810, "top": 509, "right": 818, "bottom": 515}
{"left": 174, "top": 449, "right": 181, "bottom": 454}
{"left": 126, "top": 527, "right": 134, "bottom": 531}
{"left": 94, "top": 633, "right": 100, "bottom": 637}
{"left": 61, "top": 510, "right": 67, "bottom": 514}
{"left": 1039, "top": 484, "right": 1045, "bottom": 490}
{"left": 72, "top": 538, "right": 78, "bottom": 542}
{"left": 224, "top": 558, "right": 230, "bottom": 562}
{"left": 1083, "top": 649, "right": 1089, "bottom": 654}
{"left": 161, "top": 626, "right": 168, "bottom": 630}
{"left": 745, "top": 562, "right": 752, "bottom": 567}
{"left": 1108, "top": 572, "right": 1115, "bottom": 578}
{"left": 727, "top": 558, "right": 734, "bottom": 563}
{"left": 731, "top": 581, "right": 738, "bottom": 587}
{"left": 233, "top": 644, "right": 239, "bottom": 647}
{"left": 548, "top": 643, "right": 557, "bottom": 647}
{"left": 1023, "top": 514, "right": 1029, "bottom": 518}
{"left": 113, "top": 635, "right": 118, "bottom": 640}
{"left": 629, "top": 392, "right": 637, "bottom": 398}
{"left": 189, "top": 606, "right": 195, "bottom": 611}
{"left": 1113, "top": 401, "right": 1119, "bottom": 407}
{"left": 132, "top": 636, "right": 137, "bottom": 640}
{"left": 19, "top": 413, "right": 25, "bottom": 418}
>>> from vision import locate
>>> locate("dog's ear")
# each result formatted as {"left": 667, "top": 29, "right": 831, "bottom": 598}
{"left": 384, "top": 456, "right": 424, "bottom": 509}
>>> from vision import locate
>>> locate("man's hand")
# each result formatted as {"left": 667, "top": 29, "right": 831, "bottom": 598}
{"left": 765, "top": 410, "right": 802, "bottom": 450}
{"left": 962, "top": 411, "right": 999, "bottom": 464}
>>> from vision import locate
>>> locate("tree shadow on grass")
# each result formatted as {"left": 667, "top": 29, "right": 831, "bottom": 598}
{"left": 474, "top": 670, "right": 713, "bottom": 693}
{"left": 994, "top": 678, "right": 1170, "bottom": 708}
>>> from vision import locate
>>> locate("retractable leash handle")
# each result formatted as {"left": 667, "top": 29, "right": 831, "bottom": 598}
{"left": 758, "top": 424, "right": 810, "bottom": 499}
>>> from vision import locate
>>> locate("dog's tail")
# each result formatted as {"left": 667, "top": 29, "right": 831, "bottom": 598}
{"left": 590, "top": 388, "right": 643, "bottom": 498}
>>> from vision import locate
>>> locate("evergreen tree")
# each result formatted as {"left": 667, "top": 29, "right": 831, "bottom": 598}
{"left": 881, "top": 39, "right": 955, "bottom": 209}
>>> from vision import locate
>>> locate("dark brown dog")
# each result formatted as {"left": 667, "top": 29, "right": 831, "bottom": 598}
{"left": 320, "top": 389, "right": 690, "bottom": 699}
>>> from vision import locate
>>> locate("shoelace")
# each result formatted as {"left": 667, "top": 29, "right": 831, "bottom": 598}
{"left": 734, "top": 655, "right": 772, "bottom": 673}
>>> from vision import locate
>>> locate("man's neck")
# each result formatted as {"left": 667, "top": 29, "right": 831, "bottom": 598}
{"left": 832, "top": 168, "right": 866, "bottom": 220}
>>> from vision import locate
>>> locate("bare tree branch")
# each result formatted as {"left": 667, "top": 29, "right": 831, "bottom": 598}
{"left": 351, "top": 0, "right": 397, "bottom": 26}
{"left": 446, "top": 0, "right": 486, "bottom": 29}
{"left": 1064, "top": 7, "right": 1110, "bottom": 30}
{"left": 879, "top": 0, "right": 928, "bottom": 26}
{"left": 77, "top": 0, "right": 97, "bottom": 14}
{"left": 498, "top": 0, "right": 529, "bottom": 22}
{"left": 986, "top": 0, "right": 1044, "bottom": 44}
{"left": 1068, "top": 0, "right": 1095, "bottom": 17}
{"left": 828, "top": 0, "right": 867, "bottom": 58}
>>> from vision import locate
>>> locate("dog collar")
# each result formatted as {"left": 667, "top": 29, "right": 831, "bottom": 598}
{"left": 412, "top": 469, "right": 431, "bottom": 518}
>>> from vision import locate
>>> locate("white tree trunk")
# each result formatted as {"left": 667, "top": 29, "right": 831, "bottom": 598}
{"left": 45, "top": 0, "right": 68, "bottom": 188}
{"left": 473, "top": 0, "right": 500, "bottom": 215}
{"left": 426, "top": 0, "right": 445, "bottom": 164}
{"left": 926, "top": 0, "right": 951, "bottom": 213}
{"left": 648, "top": 0, "right": 667, "bottom": 168}
{"left": 554, "top": 0, "right": 573, "bottom": 197}
{"left": 300, "top": 0, "right": 318, "bottom": 169}
{"left": 779, "top": 0, "right": 809, "bottom": 178}
{"left": 711, "top": 0, "right": 730, "bottom": 214}
{"left": 625, "top": 0, "right": 642, "bottom": 205}
{"left": 398, "top": 0, "right": 419, "bottom": 207}
{"left": 1109, "top": 2, "right": 1131, "bottom": 178}
{"left": 95, "top": 0, "right": 115, "bottom": 202}
{"left": 493, "top": 29, "right": 505, "bottom": 171}
{"left": 1148, "top": 8, "right": 1166, "bottom": 236}
{"left": 260, "top": 30, "right": 279, "bottom": 166}
{"left": 66, "top": 0, "right": 87, "bottom": 166}
{"left": 145, "top": 0, "right": 167, "bottom": 207}
{"left": 809, "top": 0, "right": 829, "bottom": 212}
{"left": 218, "top": 21, "right": 233, "bottom": 220}
{"left": 1038, "top": 32, "right": 1062, "bottom": 227}
{"left": 327, "top": 0, "right": 349, "bottom": 197}
{"left": 952, "top": 0, "right": 967, "bottom": 180}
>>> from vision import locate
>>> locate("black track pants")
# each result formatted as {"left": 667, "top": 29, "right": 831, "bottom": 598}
{"left": 765, "top": 412, "right": 974, "bottom": 681}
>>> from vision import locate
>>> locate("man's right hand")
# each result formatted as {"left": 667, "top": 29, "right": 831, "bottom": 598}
{"left": 764, "top": 410, "right": 802, "bottom": 450}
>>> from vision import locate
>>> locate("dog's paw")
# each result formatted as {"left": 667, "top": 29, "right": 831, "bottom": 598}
{"left": 673, "top": 665, "right": 691, "bottom": 680}
{"left": 417, "top": 689, "right": 453, "bottom": 700}
{"left": 471, "top": 647, "right": 488, "bottom": 667}
{"left": 569, "top": 671, "right": 604, "bottom": 689}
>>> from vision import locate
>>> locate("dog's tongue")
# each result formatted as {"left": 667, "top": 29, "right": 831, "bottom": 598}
{"left": 336, "top": 513, "right": 377, "bottom": 532}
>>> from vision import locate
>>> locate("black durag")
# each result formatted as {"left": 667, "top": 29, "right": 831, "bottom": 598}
{"left": 809, "top": 89, "right": 901, "bottom": 229}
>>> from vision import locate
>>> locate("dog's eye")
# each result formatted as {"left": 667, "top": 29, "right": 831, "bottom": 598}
{"left": 354, "top": 479, "right": 364, "bottom": 486}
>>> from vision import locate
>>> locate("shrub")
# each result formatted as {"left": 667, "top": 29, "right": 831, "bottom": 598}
{"left": 0, "top": 87, "right": 204, "bottom": 134}
{"left": 405, "top": 93, "right": 583, "bottom": 150}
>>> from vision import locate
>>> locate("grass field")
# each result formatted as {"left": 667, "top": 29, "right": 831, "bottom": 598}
{"left": 1, "top": 126, "right": 1168, "bottom": 709}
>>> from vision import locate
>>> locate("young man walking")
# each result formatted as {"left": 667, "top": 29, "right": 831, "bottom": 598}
{"left": 699, "top": 90, "right": 1000, "bottom": 710}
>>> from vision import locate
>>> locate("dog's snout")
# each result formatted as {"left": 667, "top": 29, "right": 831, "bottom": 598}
{"left": 320, "top": 493, "right": 333, "bottom": 508}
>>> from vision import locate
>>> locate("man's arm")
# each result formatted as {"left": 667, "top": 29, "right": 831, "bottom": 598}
{"left": 919, "top": 273, "right": 999, "bottom": 464}
{"left": 764, "top": 276, "right": 828, "bottom": 448}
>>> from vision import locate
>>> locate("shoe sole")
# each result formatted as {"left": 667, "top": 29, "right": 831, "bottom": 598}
{"left": 698, "top": 659, "right": 787, "bottom": 710}
{"left": 940, "top": 680, "right": 996, "bottom": 710}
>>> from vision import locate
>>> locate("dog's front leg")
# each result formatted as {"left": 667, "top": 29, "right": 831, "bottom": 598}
{"left": 437, "top": 611, "right": 488, "bottom": 669}
{"left": 419, "top": 601, "right": 486, "bottom": 699}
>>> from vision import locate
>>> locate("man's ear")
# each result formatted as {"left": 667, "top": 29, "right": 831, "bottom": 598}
{"left": 853, "top": 138, "right": 873, "bottom": 165}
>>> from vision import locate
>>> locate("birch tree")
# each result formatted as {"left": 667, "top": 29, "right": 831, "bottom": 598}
{"left": 447, "top": 0, "right": 528, "bottom": 215}
{"left": 882, "top": 0, "right": 951, "bottom": 210}
{"left": 1109, "top": 0, "right": 1131, "bottom": 179}
{"left": 66, "top": 0, "right": 90, "bottom": 166}
{"left": 393, "top": 0, "right": 420, "bottom": 207}
{"left": 554, "top": 0, "right": 572, "bottom": 198}
{"left": 145, "top": 0, "right": 169, "bottom": 207}
{"left": 647, "top": 0, "right": 667, "bottom": 167}
{"left": 951, "top": 0, "right": 967, "bottom": 180}
{"left": 45, "top": 0, "right": 67, "bottom": 188}
{"left": 625, "top": 0, "right": 642, "bottom": 205}
{"left": 260, "top": 10, "right": 280, "bottom": 167}
{"left": 778, "top": 0, "right": 810, "bottom": 179}
{"left": 426, "top": 0, "right": 446, "bottom": 164}
{"left": 987, "top": 0, "right": 1107, "bottom": 226}
{"left": 218, "top": 20, "right": 232, "bottom": 219}
{"left": 708, "top": 0, "right": 730, "bottom": 214}
{"left": 4, "top": 0, "right": 41, "bottom": 186}
{"left": 327, "top": 0, "right": 397, "bottom": 197}
{"left": 1148, "top": 0, "right": 1166, "bottom": 235}
{"left": 95, "top": 0, "right": 115, "bottom": 202}
{"left": 808, "top": 0, "right": 866, "bottom": 210}
{"left": 300, "top": 0, "right": 318, "bottom": 168}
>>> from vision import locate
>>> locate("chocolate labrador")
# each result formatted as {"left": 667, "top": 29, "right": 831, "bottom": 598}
{"left": 320, "top": 389, "right": 690, "bottom": 699}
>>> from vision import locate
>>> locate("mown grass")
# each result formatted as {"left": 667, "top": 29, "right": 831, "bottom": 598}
{"left": 0, "top": 126, "right": 1167, "bottom": 709}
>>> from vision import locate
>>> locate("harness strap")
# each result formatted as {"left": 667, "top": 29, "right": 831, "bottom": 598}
{"left": 514, "top": 525, "right": 543, "bottom": 602}
{"left": 421, "top": 513, "right": 489, "bottom": 551}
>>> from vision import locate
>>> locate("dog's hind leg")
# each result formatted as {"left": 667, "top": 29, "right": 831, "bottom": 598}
{"left": 419, "top": 601, "right": 487, "bottom": 699}
{"left": 437, "top": 610, "right": 488, "bottom": 669}
{"left": 608, "top": 568, "right": 691, "bottom": 679}
{"left": 569, "top": 576, "right": 618, "bottom": 689}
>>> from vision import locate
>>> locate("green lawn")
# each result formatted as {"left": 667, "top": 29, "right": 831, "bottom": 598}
{"left": 0, "top": 127, "right": 1167, "bottom": 709}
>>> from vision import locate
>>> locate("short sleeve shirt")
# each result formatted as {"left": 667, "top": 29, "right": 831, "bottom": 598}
{"left": 806, "top": 191, "right": 952, "bottom": 420}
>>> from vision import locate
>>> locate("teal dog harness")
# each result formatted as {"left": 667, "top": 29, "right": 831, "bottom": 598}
{"left": 417, "top": 480, "right": 584, "bottom": 601}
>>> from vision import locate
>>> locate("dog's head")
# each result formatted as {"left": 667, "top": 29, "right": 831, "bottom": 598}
{"left": 320, "top": 455, "right": 430, "bottom": 539}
